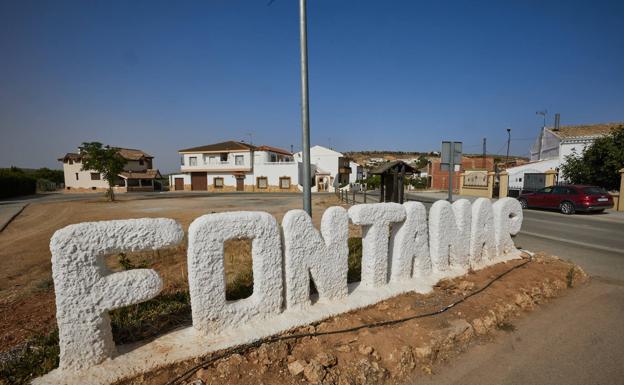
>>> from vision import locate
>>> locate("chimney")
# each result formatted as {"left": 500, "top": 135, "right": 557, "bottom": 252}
{"left": 554, "top": 113, "right": 561, "bottom": 131}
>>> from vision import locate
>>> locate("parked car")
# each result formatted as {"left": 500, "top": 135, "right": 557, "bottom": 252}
{"left": 517, "top": 185, "right": 613, "bottom": 215}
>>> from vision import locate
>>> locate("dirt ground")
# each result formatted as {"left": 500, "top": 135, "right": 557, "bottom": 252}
{"left": 121, "top": 254, "right": 587, "bottom": 385}
{"left": 0, "top": 194, "right": 351, "bottom": 352}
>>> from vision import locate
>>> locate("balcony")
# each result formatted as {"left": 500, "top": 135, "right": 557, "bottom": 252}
{"left": 181, "top": 159, "right": 251, "bottom": 172}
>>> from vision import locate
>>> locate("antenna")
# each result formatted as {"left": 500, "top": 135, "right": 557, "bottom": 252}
{"left": 245, "top": 132, "right": 253, "bottom": 145}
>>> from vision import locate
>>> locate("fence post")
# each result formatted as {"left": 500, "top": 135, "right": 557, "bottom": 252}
{"left": 363, "top": 188, "right": 367, "bottom": 203}
{"left": 487, "top": 172, "right": 496, "bottom": 198}
{"left": 352, "top": 189, "right": 356, "bottom": 204}
{"left": 499, "top": 171, "right": 509, "bottom": 198}
{"left": 618, "top": 168, "right": 624, "bottom": 211}
{"left": 544, "top": 169, "right": 558, "bottom": 187}
{"left": 459, "top": 173, "right": 465, "bottom": 195}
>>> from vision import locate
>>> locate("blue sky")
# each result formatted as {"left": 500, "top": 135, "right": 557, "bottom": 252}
{"left": 1, "top": 0, "right": 623, "bottom": 173}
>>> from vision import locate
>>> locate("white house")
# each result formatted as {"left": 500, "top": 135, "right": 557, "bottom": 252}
{"left": 170, "top": 141, "right": 299, "bottom": 192}
{"left": 506, "top": 122, "right": 620, "bottom": 193}
{"left": 58, "top": 148, "right": 162, "bottom": 192}
{"left": 293, "top": 145, "right": 362, "bottom": 192}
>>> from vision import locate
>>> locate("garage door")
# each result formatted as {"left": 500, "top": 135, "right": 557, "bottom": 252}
{"left": 191, "top": 173, "right": 207, "bottom": 191}
{"left": 174, "top": 178, "right": 184, "bottom": 191}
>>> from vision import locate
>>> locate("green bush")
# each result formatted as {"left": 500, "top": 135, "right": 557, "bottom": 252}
{"left": 0, "top": 170, "right": 37, "bottom": 199}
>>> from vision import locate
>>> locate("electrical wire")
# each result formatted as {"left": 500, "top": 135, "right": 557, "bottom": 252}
{"left": 165, "top": 252, "right": 533, "bottom": 385}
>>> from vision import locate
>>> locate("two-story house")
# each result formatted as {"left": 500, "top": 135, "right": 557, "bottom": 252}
{"left": 170, "top": 141, "right": 299, "bottom": 191}
{"left": 58, "top": 147, "right": 162, "bottom": 192}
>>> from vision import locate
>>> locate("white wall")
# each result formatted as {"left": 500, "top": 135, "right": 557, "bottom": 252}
{"left": 558, "top": 140, "right": 592, "bottom": 164}
{"left": 506, "top": 159, "right": 560, "bottom": 189}
{"left": 254, "top": 162, "right": 299, "bottom": 187}
{"left": 62, "top": 161, "right": 110, "bottom": 189}
{"left": 181, "top": 151, "right": 252, "bottom": 171}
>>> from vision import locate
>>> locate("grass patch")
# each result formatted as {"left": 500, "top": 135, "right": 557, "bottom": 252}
{"left": 347, "top": 237, "right": 362, "bottom": 283}
{"left": 0, "top": 330, "right": 59, "bottom": 385}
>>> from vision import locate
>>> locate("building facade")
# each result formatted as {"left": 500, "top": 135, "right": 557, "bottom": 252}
{"left": 293, "top": 145, "right": 361, "bottom": 192}
{"left": 427, "top": 155, "right": 495, "bottom": 192}
{"left": 170, "top": 141, "right": 299, "bottom": 192}
{"left": 58, "top": 148, "right": 161, "bottom": 192}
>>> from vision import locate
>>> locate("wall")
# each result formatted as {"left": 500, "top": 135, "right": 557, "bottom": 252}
{"left": 428, "top": 156, "right": 494, "bottom": 191}
{"left": 37, "top": 199, "right": 523, "bottom": 385}
{"left": 62, "top": 161, "right": 110, "bottom": 190}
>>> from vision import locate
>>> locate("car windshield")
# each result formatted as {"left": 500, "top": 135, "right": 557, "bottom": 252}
{"left": 583, "top": 187, "right": 607, "bottom": 195}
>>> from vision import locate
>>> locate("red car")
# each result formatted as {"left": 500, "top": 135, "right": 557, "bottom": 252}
{"left": 517, "top": 185, "right": 613, "bottom": 215}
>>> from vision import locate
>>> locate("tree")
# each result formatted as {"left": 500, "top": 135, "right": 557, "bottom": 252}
{"left": 79, "top": 142, "right": 126, "bottom": 201}
{"left": 560, "top": 125, "right": 624, "bottom": 191}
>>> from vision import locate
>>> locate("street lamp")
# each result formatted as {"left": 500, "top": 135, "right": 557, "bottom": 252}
{"left": 299, "top": 0, "right": 312, "bottom": 216}
{"left": 505, "top": 128, "right": 511, "bottom": 166}
{"left": 536, "top": 110, "right": 547, "bottom": 128}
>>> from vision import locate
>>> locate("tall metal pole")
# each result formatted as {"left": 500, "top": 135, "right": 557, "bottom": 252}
{"left": 448, "top": 141, "right": 454, "bottom": 202}
{"left": 506, "top": 128, "right": 511, "bottom": 166}
{"left": 299, "top": 0, "right": 312, "bottom": 215}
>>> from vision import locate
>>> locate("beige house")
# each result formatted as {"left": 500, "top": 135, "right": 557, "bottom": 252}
{"left": 58, "top": 148, "right": 162, "bottom": 192}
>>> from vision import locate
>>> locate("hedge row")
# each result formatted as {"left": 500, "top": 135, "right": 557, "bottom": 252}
{"left": 0, "top": 172, "right": 37, "bottom": 199}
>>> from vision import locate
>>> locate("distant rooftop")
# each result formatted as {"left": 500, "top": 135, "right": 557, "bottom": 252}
{"left": 548, "top": 122, "right": 622, "bottom": 139}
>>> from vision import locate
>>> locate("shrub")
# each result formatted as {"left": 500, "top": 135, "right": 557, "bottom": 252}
{"left": 0, "top": 170, "right": 37, "bottom": 199}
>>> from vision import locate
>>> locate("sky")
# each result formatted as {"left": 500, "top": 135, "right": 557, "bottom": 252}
{"left": 1, "top": 0, "right": 623, "bottom": 173}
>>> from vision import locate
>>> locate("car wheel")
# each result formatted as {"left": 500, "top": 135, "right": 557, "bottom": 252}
{"left": 518, "top": 198, "right": 528, "bottom": 209}
{"left": 560, "top": 201, "right": 575, "bottom": 215}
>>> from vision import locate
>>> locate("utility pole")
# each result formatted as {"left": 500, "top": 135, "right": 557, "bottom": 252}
{"left": 506, "top": 128, "right": 511, "bottom": 166}
{"left": 299, "top": 0, "right": 312, "bottom": 216}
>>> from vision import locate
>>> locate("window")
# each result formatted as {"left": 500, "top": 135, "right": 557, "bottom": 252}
{"left": 583, "top": 187, "right": 607, "bottom": 195}
{"left": 180, "top": 156, "right": 184, "bottom": 165}
{"left": 220, "top": 153, "right": 228, "bottom": 162}
{"left": 537, "top": 187, "right": 553, "bottom": 194}
{"left": 189, "top": 156, "right": 197, "bottom": 166}
{"left": 75, "top": 173, "right": 79, "bottom": 180}
{"left": 214, "top": 177, "right": 224, "bottom": 188}
{"left": 209, "top": 156, "right": 217, "bottom": 164}
{"left": 279, "top": 177, "right": 291, "bottom": 189}
{"left": 235, "top": 155, "right": 244, "bottom": 166}
{"left": 257, "top": 177, "right": 268, "bottom": 189}
{"left": 139, "top": 159, "right": 144, "bottom": 166}
{"left": 90, "top": 173, "right": 101, "bottom": 180}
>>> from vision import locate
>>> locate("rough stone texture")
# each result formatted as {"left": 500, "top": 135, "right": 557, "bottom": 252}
{"left": 38, "top": 200, "right": 525, "bottom": 385}
{"left": 348, "top": 203, "right": 406, "bottom": 287}
{"left": 469, "top": 198, "right": 497, "bottom": 267}
{"left": 451, "top": 199, "right": 472, "bottom": 269}
{"left": 283, "top": 207, "right": 349, "bottom": 309}
{"left": 493, "top": 198, "right": 523, "bottom": 256}
{"left": 428, "top": 200, "right": 462, "bottom": 273}
{"left": 50, "top": 218, "right": 184, "bottom": 371}
{"left": 389, "top": 202, "right": 431, "bottom": 281}
{"left": 187, "top": 211, "right": 283, "bottom": 335}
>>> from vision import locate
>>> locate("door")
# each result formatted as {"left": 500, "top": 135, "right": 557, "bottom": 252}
{"left": 174, "top": 178, "right": 184, "bottom": 191}
{"left": 530, "top": 186, "right": 553, "bottom": 207}
{"left": 191, "top": 172, "right": 207, "bottom": 191}
{"left": 236, "top": 176, "right": 244, "bottom": 191}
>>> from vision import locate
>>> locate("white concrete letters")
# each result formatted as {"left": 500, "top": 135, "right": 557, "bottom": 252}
{"left": 187, "top": 211, "right": 283, "bottom": 334}
{"left": 348, "top": 203, "right": 406, "bottom": 287}
{"left": 50, "top": 218, "right": 184, "bottom": 371}
{"left": 283, "top": 207, "right": 349, "bottom": 309}
{"left": 389, "top": 202, "right": 431, "bottom": 281}
{"left": 39, "top": 199, "right": 523, "bottom": 385}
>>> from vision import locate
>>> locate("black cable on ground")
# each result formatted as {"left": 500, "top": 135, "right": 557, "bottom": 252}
{"left": 166, "top": 254, "right": 532, "bottom": 385}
